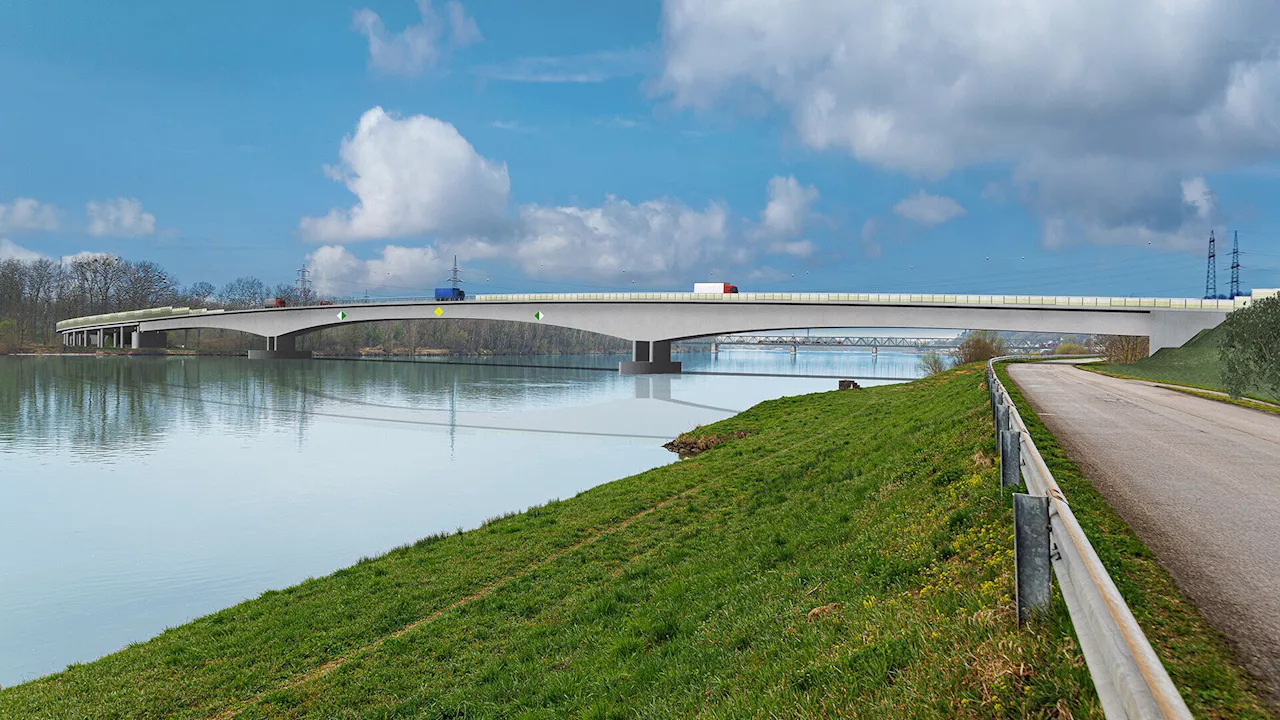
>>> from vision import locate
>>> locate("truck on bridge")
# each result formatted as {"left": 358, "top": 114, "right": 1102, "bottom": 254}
{"left": 693, "top": 282, "right": 738, "bottom": 294}
{"left": 434, "top": 287, "right": 466, "bottom": 301}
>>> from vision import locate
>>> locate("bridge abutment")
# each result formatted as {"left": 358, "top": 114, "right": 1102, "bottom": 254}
{"left": 1147, "top": 310, "right": 1226, "bottom": 355}
{"left": 619, "top": 340, "right": 681, "bottom": 375}
{"left": 248, "top": 334, "right": 312, "bottom": 360}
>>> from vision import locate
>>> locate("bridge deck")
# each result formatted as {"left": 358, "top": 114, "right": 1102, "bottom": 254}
{"left": 55, "top": 292, "right": 1251, "bottom": 333}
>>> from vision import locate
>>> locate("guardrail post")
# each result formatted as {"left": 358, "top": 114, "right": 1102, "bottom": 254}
{"left": 991, "top": 385, "right": 1003, "bottom": 429}
{"left": 1001, "top": 421, "right": 1021, "bottom": 488}
{"left": 1013, "top": 493, "right": 1052, "bottom": 624}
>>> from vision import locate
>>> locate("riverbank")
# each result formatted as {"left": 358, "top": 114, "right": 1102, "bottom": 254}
{"left": 1, "top": 365, "right": 1268, "bottom": 718}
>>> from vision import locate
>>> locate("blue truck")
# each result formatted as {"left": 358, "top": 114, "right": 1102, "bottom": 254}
{"left": 434, "top": 287, "right": 465, "bottom": 301}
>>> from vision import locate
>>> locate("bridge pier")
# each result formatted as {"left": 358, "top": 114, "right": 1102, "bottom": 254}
{"left": 131, "top": 330, "right": 167, "bottom": 349}
{"left": 248, "top": 334, "right": 312, "bottom": 360}
{"left": 619, "top": 340, "right": 681, "bottom": 375}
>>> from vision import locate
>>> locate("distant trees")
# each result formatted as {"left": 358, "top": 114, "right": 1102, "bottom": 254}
{"left": 1220, "top": 296, "right": 1280, "bottom": 399}
{"left": 1054, "top": 342, "right": 1088, "bottom": 355}
{"left": 0, "top": 254, "right": 227, "bottom": 347}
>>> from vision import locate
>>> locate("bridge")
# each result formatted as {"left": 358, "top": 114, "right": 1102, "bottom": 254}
{"left": 703, "top": 335, "right": 1045, "bottom": 352}
{"left": 55, "top": 290, "right": 1262, "bottom": 374}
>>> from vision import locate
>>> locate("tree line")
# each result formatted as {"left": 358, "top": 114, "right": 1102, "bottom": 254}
{"left": 0, "top": 254, "right": 627, "bottom": 355}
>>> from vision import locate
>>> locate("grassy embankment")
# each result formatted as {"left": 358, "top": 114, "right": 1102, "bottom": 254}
{"left": 1087, "top": 325, "right": 1278, "bottom": 403}
{"left": 1, "top": 366, "right": 1269, "bottom": 719}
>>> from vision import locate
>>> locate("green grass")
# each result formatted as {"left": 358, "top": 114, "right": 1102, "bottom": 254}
{"left": 2, "top": 367, "right": 1270, "bottom": 719}
{"left": 1162, "top": 386, "right": 1280, "bottom": 416}
{"left": 1089, "top": 325, "right": 1277, "bottom": 402}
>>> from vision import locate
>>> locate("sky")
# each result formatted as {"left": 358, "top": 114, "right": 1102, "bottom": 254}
{"left": 2, "top": 0, "right": 1280, "bottom": 299}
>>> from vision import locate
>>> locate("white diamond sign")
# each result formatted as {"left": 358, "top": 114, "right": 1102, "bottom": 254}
{"left": 336, "top": 311, "right": 347, "bottom": 320}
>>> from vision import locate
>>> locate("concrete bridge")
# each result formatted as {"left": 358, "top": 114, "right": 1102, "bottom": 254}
{"left": 55, "top": 290, "right": 1261, "bottom": 374}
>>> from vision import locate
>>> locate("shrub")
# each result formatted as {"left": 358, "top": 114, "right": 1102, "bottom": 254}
{"left": 1054, "top": 342, "right": 1088, "bottom": 355}
{"left": 1219, "top": 296, "right": 1280, "bottom": 399}
{"left": 918, "top": 352, "right": 949, "bottom": 376}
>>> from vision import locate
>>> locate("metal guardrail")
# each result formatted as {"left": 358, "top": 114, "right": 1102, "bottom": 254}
{"left": 987, "top": 357, "right": 1192, "bottom": 719}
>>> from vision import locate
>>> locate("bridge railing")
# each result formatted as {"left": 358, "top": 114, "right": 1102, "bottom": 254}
{"left": 467, "top": 292, "right": 1249, "bottom": 310}
{"left": 987, "top": 358, "right": 1192, "bottom": 720}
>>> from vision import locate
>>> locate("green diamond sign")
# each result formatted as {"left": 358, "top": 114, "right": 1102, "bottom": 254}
{"left": 534, "top": 311, "right": 544, "bottom": 320}
{"left": 336, "top": 311, "right": 347, "bottom": 320}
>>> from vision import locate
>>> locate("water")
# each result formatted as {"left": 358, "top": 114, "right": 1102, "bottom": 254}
{"left": 0, "top": 349, "right": 922, "bottom": 687}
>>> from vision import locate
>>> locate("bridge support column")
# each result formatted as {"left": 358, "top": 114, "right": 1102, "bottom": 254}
{"left": 619, "top": 340, "right": 681, "bottom": 375}
{"left": 131, "top": 330, "right": 167, "bottom": 349}
{"left": 248, "top": 334, "right": 312, "bottom": 360}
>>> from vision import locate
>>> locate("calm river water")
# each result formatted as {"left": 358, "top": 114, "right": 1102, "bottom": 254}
{"left": 0, "top": 349, "right": 922, "bottom": 687}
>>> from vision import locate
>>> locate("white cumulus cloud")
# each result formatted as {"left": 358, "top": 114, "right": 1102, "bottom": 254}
{"left": 300, "top": 109, "right": 833, "bottom": 289}
{"left": 659, "top": 0, "right": 1280, "bottom": 246}
{"left": 514, "top": 197, "right": 730, "bottom": 283}
{"left": 0, "top": 198, "right": 59, "bottom": 233}
{"left": 86, "top": 198, "right": 156, "bottom": 237}
{"left": 354, "top": 0, "right": 480, "bottom": 77}
{"left": 892, "top": 191, "right": 966, "bottom": 226}
{"left": 0, "top": 238, "right": 45, "bottom": 262}
{"left": 299, "top": 107, "right": 511, "bottom": 242}
{"left": 758, "top": 175, "right": 818, "bottom": 238}
{"left": 305, "top": 244, "right": 448, "bottom": 296}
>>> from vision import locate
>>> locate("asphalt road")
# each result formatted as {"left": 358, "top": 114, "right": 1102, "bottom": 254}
{"left": 1007, "top": 363, "right": 1280, "bottom": 702}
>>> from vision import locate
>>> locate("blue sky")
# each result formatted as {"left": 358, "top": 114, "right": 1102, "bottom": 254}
{"left": 2, "top": 0, "right": 1279, "bottom": 298}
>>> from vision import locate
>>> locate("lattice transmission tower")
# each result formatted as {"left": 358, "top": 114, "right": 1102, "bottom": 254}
{"left": 1204, "top": 230, "right": 1217, "bottom": 299}
{"left": 1230, "top": 231, "right": 1241, "bottom": 298}
{"left": 295, "top": 266, "right": 313, "bottom": 301}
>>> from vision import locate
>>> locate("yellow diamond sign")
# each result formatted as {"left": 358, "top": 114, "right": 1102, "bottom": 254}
{"left": 434, "top": 307, "right": 444, "bottom": 317}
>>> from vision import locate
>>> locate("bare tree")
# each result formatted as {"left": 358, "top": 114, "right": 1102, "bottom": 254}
{"left": 1099, "top": 336, "right": 1149, "bottom": 364}
{"left": 219, "top": 276, "right": 267, "bottom": 309}
{"left": 950, "top": 330, "right": 1006, "bottom": 365}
